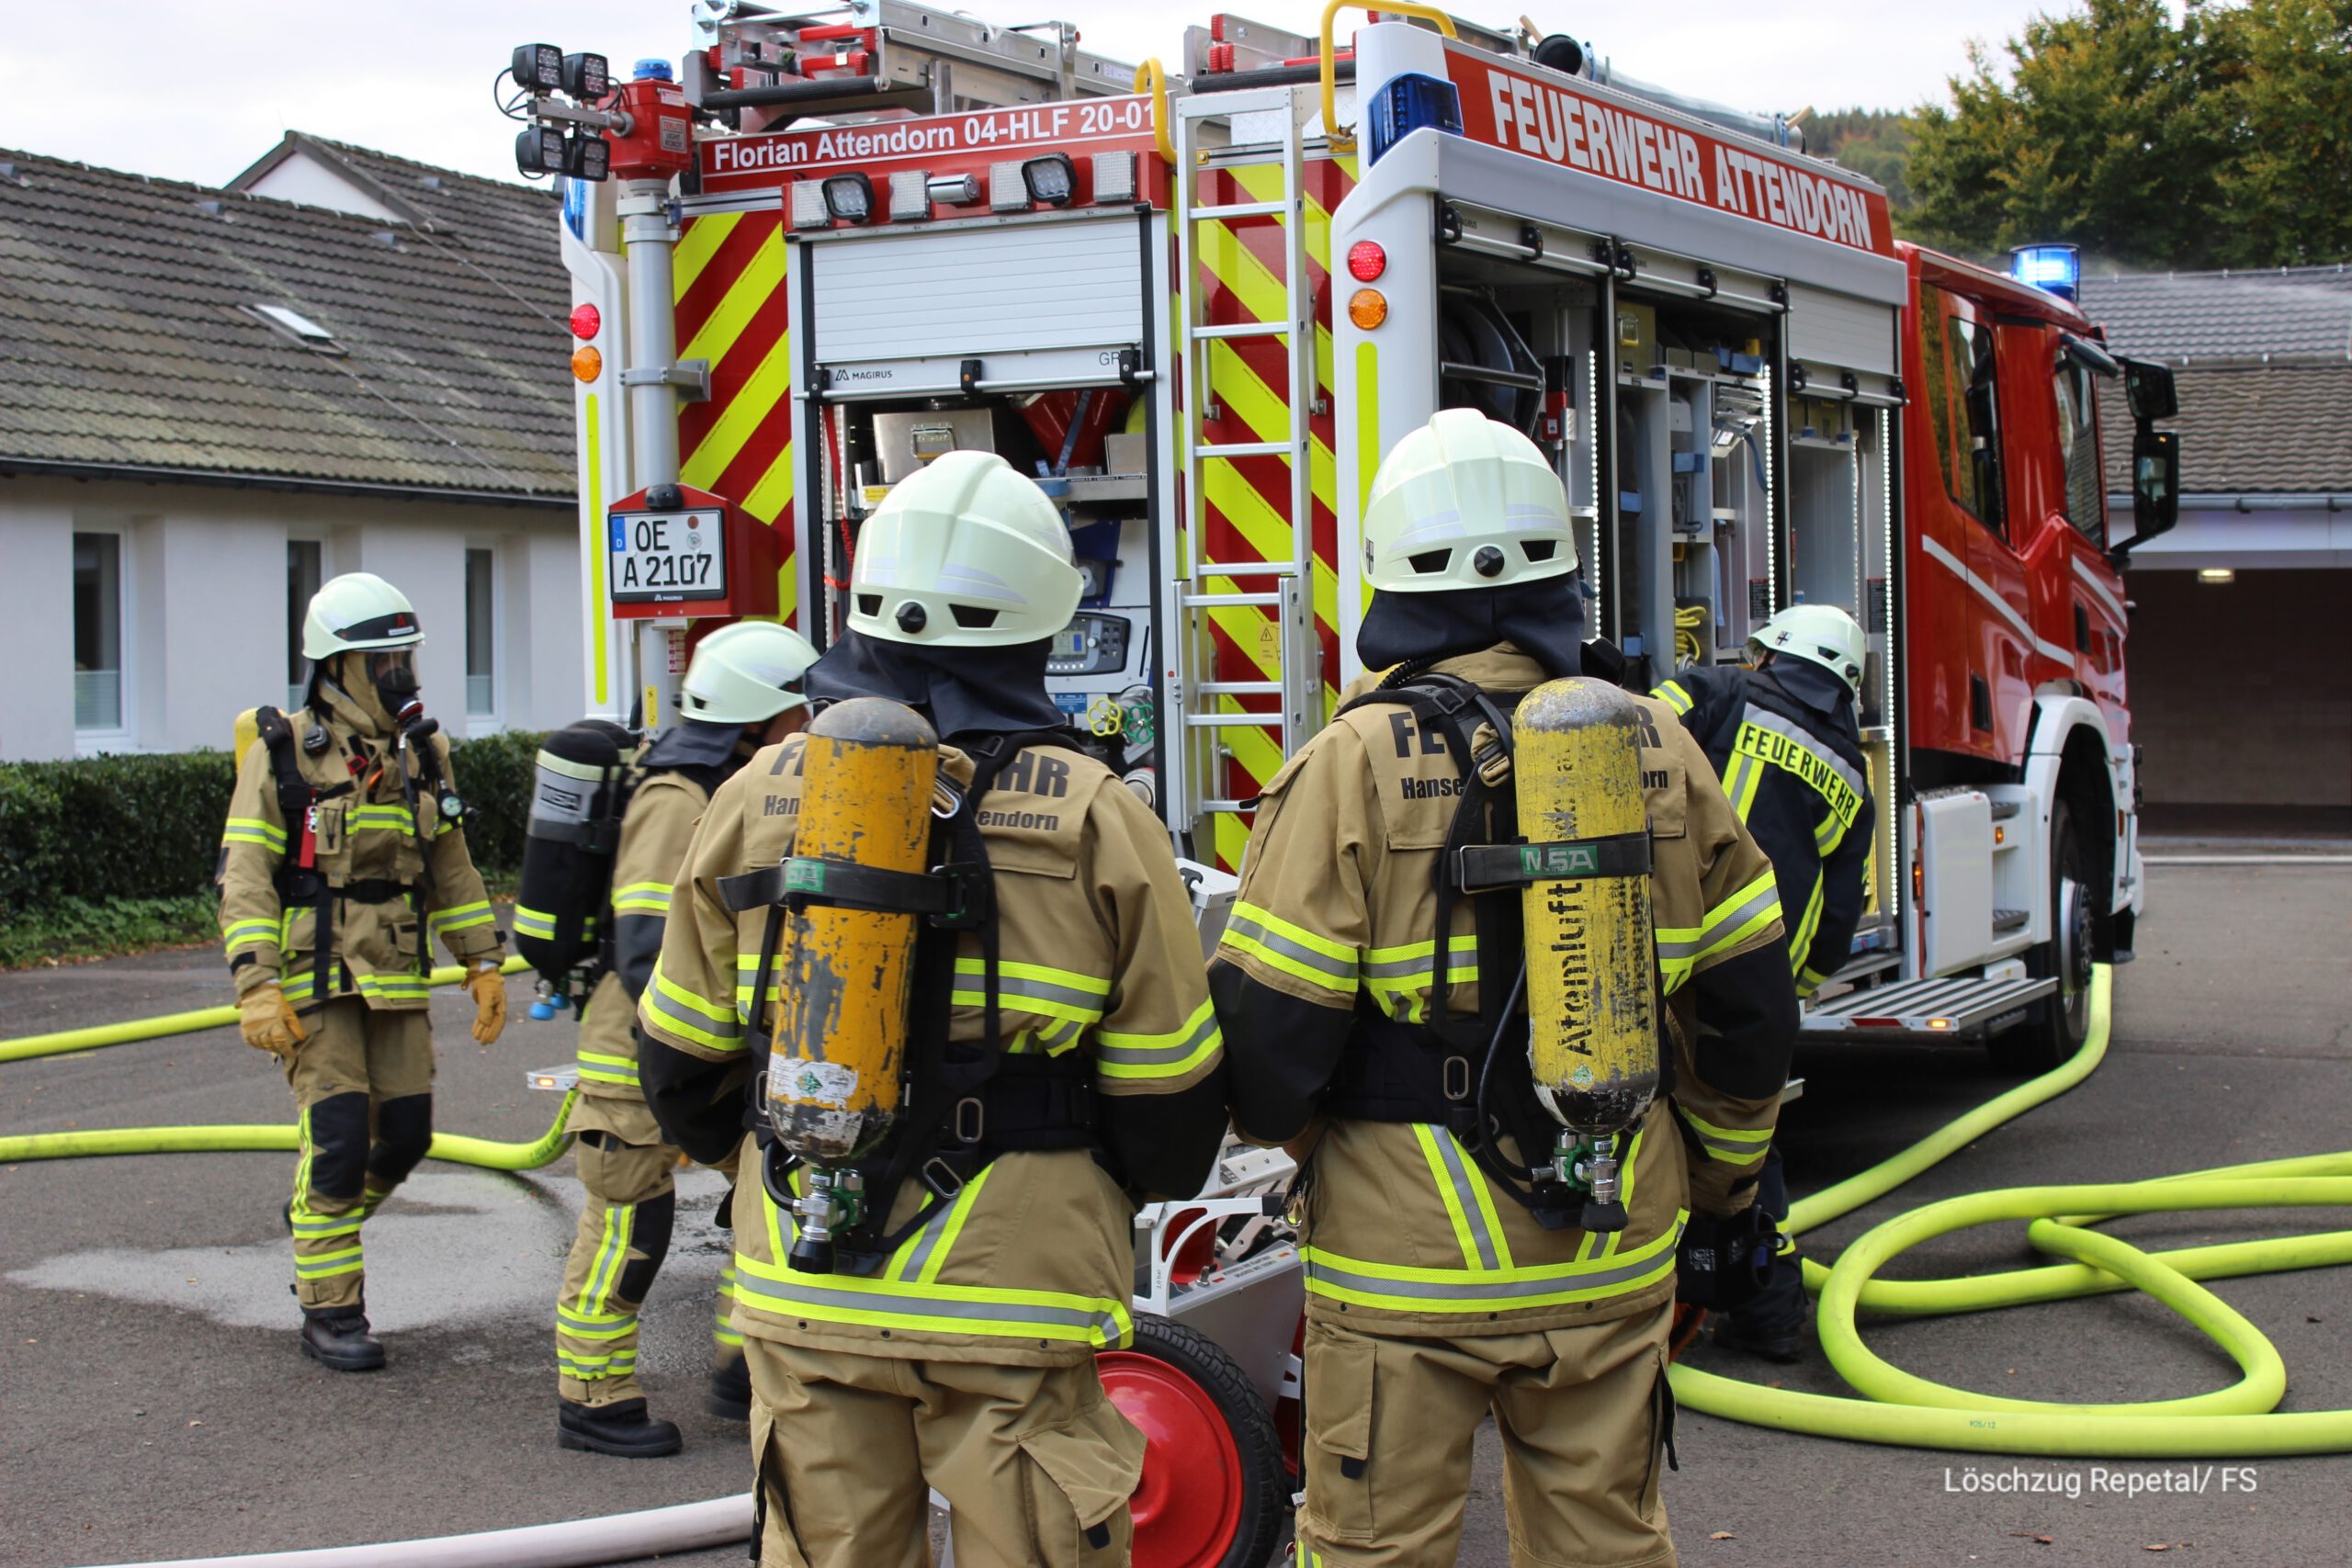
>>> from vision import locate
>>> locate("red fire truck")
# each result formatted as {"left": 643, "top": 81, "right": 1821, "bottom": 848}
{"left": 512, "top": 8, "right": 2179, "bottom": 1560}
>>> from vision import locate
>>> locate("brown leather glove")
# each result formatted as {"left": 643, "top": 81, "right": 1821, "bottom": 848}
{"left": 238, "top": 983, "right": 307, "bottom": 1058}
{"left": 466, "top": 961, "right": 508, "bottom": 1045}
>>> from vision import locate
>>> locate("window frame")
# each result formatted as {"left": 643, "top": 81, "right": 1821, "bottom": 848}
{"left": 463, "top": 543, "right": 502, "bottom": 734}
{"left": 2052, "top": 354, "right": 2109, "bottom": 548}
{"left": 71, "top": 528, "right": 131, "bottom": 747}
{"left": 287, "top": 537, "right": 325, "bottom": 713}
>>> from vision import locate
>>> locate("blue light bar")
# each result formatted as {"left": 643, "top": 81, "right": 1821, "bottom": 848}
{"left": 2010, "top": 243, "right": 2080, "bottom": 301}
{"left": 1365, "top": 72, "right": 1464, "bottom": 166}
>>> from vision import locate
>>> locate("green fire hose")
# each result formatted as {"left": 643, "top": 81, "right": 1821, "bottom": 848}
{"left": 0, "top": 954, "right": 575, "bottom": 1170}
{"left": 1671, "top": 964, "right": 2352, "bottom": 1456}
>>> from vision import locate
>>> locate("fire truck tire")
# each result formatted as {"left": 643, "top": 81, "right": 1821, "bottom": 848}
{"left": 1989, "top": 801, "right": 2094, "bottom": 1075}
{"left": 1100, "top": 1313, "right": 1287, "bottom": 1568}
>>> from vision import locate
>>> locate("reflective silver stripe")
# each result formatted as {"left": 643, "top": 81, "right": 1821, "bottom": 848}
{"left": 730, "top": 1269, "right": 1127, "bottom": 1344}
{"left": 1095, "top": 1008, "right": 1220, "bottom": 1068}
{"left": 1303, "top": 1228, "right": 1680, "bottom": 1303}
{"left": 1659, "top": 877, "right": 1781, "bottom": 962}
{"left": 892, "top": 1200, "right": 961, "bottom": 1282}
{"left": 648, "top": 981, "right": 742, "bottom": 1043}
{"left": 1429, "top": 1131, "right": 1501, "bottom": 1270}
{"left": 954, "top": 969, "right": 1111, "bottom": 1014}
{"left": 1359, "top": 940, "right": 1476, "bottom": 981}
{"left": 1221, "top": 910, "right": 1357, "bottom": 984}
{"left": 1740, "top": 704, "right": 1867, "bottom": 800}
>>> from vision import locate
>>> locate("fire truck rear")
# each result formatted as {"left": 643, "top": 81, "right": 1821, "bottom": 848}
{"left": 508, "top": 7, "right": 2180, "bottom": 1559}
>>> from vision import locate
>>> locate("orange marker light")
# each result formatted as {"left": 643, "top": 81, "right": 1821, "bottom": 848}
{"left": 571, "top": 345, "right": 604, "bottom": 382}
{"left": 1348, "top": 288, "right": 1388, "bottom": 329}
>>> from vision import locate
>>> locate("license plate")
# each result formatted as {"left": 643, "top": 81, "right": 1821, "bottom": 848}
{"left": 608, "top": 508, "right": 726, "bottom": 604}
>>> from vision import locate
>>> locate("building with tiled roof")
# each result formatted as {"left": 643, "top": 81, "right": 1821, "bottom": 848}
{"left": 2075, "top": 267, "right": 2349, "bottom": 826}
{"left": 0, "top": 137, "right": 584, "bottom": 761}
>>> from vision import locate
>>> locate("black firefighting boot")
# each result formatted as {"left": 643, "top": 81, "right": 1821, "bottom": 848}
{"left": 559, "top": 1396, "right": 684, "bottom": 1458}
{"left": 1713, "top": 1247, "right": 1809, "bottom": 1363}
{"left": 299, "top": 1309, "right": 387, "bottom": 1372}
{"left": 707, "top": 1354, "right": 752, "bottom": 1422}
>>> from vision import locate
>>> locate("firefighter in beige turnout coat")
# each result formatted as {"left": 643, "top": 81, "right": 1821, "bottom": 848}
{"left": 1211, "top": 413, "right": 1800, "bottom": 1567}
{"left": 219, "top": 571, "right": 508, "bottom": 1372}
{"left": 638, "top": 454, "right": 1230, "bottom": 1566}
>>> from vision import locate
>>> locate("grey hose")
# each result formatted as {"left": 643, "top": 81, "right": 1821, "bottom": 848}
{"left": 85, "top": 1495, "right": 752, "bottom": 1568}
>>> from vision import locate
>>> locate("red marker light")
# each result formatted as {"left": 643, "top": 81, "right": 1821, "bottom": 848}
{"left": 569, "top": 303, "right": 602, "bottom": 340}
{"left": 1347, "top": 241, "right": 1386, "bottom": 282}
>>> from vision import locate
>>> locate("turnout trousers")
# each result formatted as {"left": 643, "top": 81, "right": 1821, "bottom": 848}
{"left": 554, "top": 1111, "right": 744, "bottom": 1404}
{"left": 280, "top": 998, "right": 434, "bottom": 1314}
{"left": 744, "top": 1337, "right": 1146, "bottom": 1568}
{"left": 1295, "top": 1302, "right": 1678, "bottom": 1568}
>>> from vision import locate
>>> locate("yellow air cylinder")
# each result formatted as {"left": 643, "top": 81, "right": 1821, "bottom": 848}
{"left": 766, "top": 697, "right": 940, "bottom": 1166}
{"left": 1513, "top": 677, "right": 1660, "bottom": 1141}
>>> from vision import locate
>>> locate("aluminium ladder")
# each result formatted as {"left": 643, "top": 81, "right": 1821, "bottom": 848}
{"left": 1161, "top": 84, "right": 1324, "bottom": 852}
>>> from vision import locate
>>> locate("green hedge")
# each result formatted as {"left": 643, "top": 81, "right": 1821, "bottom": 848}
{"left": 0, "top": 730, "right": 547, "bottom": 913}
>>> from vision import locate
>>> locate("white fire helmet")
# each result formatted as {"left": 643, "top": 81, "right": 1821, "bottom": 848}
{"left": 303, "top": 572, "right": 424, "bottom": 660}
{"left": 678, "top": 621, "right": 820, "bottom": 725}
{"left": 847, "top": 451, "right": 1083, "bottom": 649}
{"left": 1752, "top": 603, "right": 1868, "bottom": 698}
{"left": 1361, "top": 409, "right": 1577, "bottom": 592}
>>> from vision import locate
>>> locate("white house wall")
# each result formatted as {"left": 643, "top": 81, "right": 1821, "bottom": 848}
{"left": 0, "top": 479, "right": 581, "bottom": 762}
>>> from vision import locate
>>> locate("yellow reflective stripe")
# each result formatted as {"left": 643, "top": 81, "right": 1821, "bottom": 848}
{"left": 1735, "top": 709, "right": 1866, "bottom": 829}
{"left": 584, "top": 1201, "right": 635, "bottom": 1315}
{"left": 1414, "top": 1124, "right": 1487, "bottom": 1271}
{"left": 1797, "top": 964, "right": 1833, "bottom": 998}
{"left": 733, "top": 1247, "right": 1131, "bottom": 1348}
{"left": 648, "top": 962, "right": 746, "bottom": 1053}
{"left": 224, "top": 919, "right": 280, "bottom": 953}
{"left": 557, "top": 1350, "right": 639, "bottom": 1376}
{"left": 1219, "top": 901, "right": 1359, "bottom": 995}
{"left": 1463, "top": 1149, "right": 1517, "bottom": 1270}
{"left": 1300, "top": 1213, "right": 1685, "bottom": 1314}
{"left": 1655, "top": 681, "right": 1694, "bottom": 716}
{"left": 950, "top": 958, "right": 1112, "bottom": 1026}
{"left": 513, "top": 906, "right": 559, "bottom": 939}
{"left": 1361, "top": 936, "right": 1478, "bottom": 1023}
{"left": 886, "top": 1162, "right": 999, "bottom": 1285}
{"left": 430, "top": 900, "right": 493, "bottom": 932}
{"left": 1095, "top": 997, "right": 1221, "bottom": 1080}
{"left": 1668, "top": 870, "right": 1781, "bottom": 971}
{"left": 1788, "top": 871, "right": 1826, "bottom": 977}
{"left": 294, "top": 1246, "right": 366, "bottom": 1278}
{"left": 221, "top": 817, "right": 287, "bottom": 851}
{"left": 1599, "top": 1126, "right": 1645, "bottom": 1258}
{"left": 612, "top": 881, "right": 673, "bottom": 914}
{"left": 1676, "top": 1106, "right": 1773, "bottom": 1164}
{"left": 576, "top": 1049, "right": 640, "bottom": 1086}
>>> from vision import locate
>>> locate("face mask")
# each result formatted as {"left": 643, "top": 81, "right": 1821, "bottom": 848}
{"left": 368, "top": 652, "right": 423, "bottom": 728}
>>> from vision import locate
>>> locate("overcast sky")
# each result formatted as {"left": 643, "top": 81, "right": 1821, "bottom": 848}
{"left": 0, "top": 1, "right": 2145, "bottom": 189}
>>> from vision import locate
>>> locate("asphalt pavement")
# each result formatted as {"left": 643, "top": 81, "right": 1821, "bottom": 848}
{"left": 2, "top": 848, "right": 2346, "bottom": 1567}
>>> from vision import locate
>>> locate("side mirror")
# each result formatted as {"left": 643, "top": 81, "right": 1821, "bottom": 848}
{"left": 2123, "top": 358, "right": 2177, "bottom": 423}
{"left": 2121, "top": 430, "right": 2180, "bottom": 556}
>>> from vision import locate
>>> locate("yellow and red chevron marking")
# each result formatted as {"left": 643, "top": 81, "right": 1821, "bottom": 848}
{"left": 673, "top": 209, "right": 797, "bottom": 628}
{"left": 1191, "top": 155, "right": 1356, "bottom": 867}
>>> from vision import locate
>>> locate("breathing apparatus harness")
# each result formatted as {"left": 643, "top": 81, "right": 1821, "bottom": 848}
{"left": 725, "top": 725, "right": 1106, "bottom": 1274}
{"left": 245, "top": 692, "right": 456, "bottom": 1009}
{"left": 1325, "top": 665, "right": 1661, "bottom": 1234}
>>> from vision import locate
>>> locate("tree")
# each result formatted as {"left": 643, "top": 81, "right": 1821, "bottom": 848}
{"left": 1906, "top": 0, "right": 2236, "bottom": 268}
{"left": 1807, "top": 108, "right": 1917, "bottom": 212}
{"left": 2205, "top": 0, "right": 2352, "bottom": 266}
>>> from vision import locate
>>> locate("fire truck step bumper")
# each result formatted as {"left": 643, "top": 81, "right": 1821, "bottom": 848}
{"left": 1799, "top": 974, "right": 2058, "bottom": 1039}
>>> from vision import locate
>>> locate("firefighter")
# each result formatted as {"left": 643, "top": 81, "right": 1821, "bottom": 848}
{"left": 637, "top": 451, "right": 1228, "bottom": 1568}
{"left": 1654, "top": 603, "right": 1876, "bottom": 1362}
{"left": 555, "top": 621, "right": 819, "bottom": 1458}
{"left": 219, "top": 571, "right": 509, "bottom": 1372}
{"left": 1210, "top": 411, "right": 1799, "bottom": 1567}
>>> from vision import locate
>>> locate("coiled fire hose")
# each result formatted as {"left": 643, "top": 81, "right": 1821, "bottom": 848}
{"left": 1672, "top": 964, "right": 2352, "bottom": 1456}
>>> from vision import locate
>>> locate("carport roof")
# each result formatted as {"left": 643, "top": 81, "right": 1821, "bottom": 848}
{"left": 0, "top": 138, "right": 574, "bottom": 503}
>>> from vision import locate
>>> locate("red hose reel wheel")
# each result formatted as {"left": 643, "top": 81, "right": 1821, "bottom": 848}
{"left": 1101, "top": 1313, "right": 1287, "bottom": 1568}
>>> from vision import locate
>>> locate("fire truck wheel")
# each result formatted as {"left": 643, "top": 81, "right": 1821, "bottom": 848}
{"left": 1989, "top": 801, "right": 2094, "bottom": 1075}
{"left": 1100, "top": 1313, "right": 1287, "bottom": 1568}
